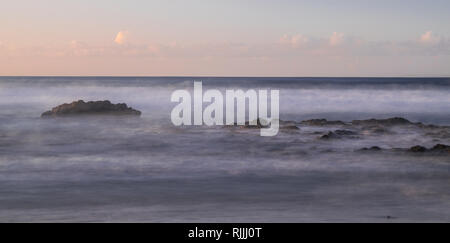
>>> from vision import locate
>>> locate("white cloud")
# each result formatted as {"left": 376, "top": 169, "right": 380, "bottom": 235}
{"left": 419, "top": 31, "right": 439, "bottom": 44}
{"left": 329, "top": 32, "right": 345, "bottom": 46}
{"left": 114, "top": 31, "right": 129, "bottom": 45}
{"left": 280, "top": 34, "right": 309, "bottom": 48}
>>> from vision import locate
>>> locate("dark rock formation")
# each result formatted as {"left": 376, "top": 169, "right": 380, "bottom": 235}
{"left": 319, "top": 131, "right": 340, "bottom": 140}
{"left": 301, "top": 119, "right": 346, "bottom": 126}
{"left": 236, "top": 118, "right": 269, "bottom": 129}
{"left": 300, "top": 117, "right": 442, "bottom": 130}
{"left": 320, "top": 130, "right": 358, "bottom": 140}
{"left": 278, "top": 120, "right": 300, "bottom": 130}
{"left": 282, "top": 125, "right": 300, "bottom": 130}
{"left": 430, "top": 144, "right": 450, "bottom": 153}
{"left": 352, "top": 117, "right": 413, "bottom": 126}
{"left": 358, "top": 144, "right": 449, "bottom": 154}
{"left": 409, "top": 145, "right": 428, "bottom": 152}
{"left": 334, "top": 130, "right": 358, "bottom": 136}
{"left": 409, "top": 144, "right": 450, "bottom": 153}
{"left": 41, "top": 100, "right": 141, "bottom": 117}
{"left": 361, "top": 146, "right": 382, "bottom": 151}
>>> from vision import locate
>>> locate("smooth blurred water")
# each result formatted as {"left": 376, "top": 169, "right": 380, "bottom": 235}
{"left": 0, "top": 77, "right": 449, "bottom": 222}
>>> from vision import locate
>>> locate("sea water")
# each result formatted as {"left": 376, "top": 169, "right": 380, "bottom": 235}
{"left": 0, "top": 77, "right": 448, "bottom": 222}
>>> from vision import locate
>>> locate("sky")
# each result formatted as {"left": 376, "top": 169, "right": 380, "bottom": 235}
{"left": 1, "top": 0, "right": 450, "bottom": 76}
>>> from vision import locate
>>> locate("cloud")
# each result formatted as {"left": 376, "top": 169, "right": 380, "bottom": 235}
{"left": 329, "top": 32, "right": 345, "bottom": 46}
{"left": 419, "top": 31, "right": 440, "bottom": 44}
{"left": 3, "top": 32, "right": 450, "bottom": 64}
{"left": 70, "top": 40, "right": 86, "bottom": 49}
{"left": 280, "top": 34, "right": 309, "bottom": 48}
{"left": 114, "top": 31, "right": 129, "bottom": 45}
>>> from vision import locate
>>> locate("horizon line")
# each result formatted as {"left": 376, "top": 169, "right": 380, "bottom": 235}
{"left": 0, "top": 75, "right": 449, "bottom": 78}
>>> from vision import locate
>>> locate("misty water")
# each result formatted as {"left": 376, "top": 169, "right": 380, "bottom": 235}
{"left": 0, "top": 77, "right": 449, "bottom": 222}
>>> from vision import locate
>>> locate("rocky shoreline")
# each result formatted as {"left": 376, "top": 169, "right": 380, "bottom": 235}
{"left": 39, "top": 102, "right": 449, "bottom": 155}
{"left": 300, "top": 117, "right": 443, "bottom": 128}
{"left": 226, "top": 116, "right": 449, "bottom": 155}
{"left": 360, "top": 144, "right": 450, "bottom": 154}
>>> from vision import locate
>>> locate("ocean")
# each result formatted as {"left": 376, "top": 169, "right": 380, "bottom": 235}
{"left": 0, "top": 77, "right": 449, "bottom": 222}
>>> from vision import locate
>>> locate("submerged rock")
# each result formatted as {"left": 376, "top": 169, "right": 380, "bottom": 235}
{"left": 298, "top": 117, "right": 443, "bottom": 130}
{"left": 358, "top": 144, "right": 449, "bottom": 154}
{"left": 278, "top": 119, "right": 300, "bottom": 130}
{"left": 320, "top": 131, "right": 340, "bottom": 140}
{"left": 409, "top": 144, "right": 450, "bottom": 153}
{"left": 352, "top": 117, "right": 413, "bottom": 126}
{"left": 361, "top": 146, "right": 382, "bottom": 151}
{"left": 236, "top": 118, "right": 269, "bottom": 129}
{"left": 409, "top": 145, "right": 428, "bottom": 153}
{"left": 430, "top": 144, "right": 450, "bottom": 153}
{"left": 334, "top": 130, "right": 358, "bottom": 136}
{"left": 301, "top": 119, "right": 346, "bottom": 126}
{"left": 41, "top": 100, "right": 141, "bottom": 117}
{"left": 282, "top": 125, "right": 300, "bottom": 130}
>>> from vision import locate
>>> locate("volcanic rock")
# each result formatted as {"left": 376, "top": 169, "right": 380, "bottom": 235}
{"left": 352, "top": 117, "right": 413, "bottom": 126}
{"left": 300, "top": 119, "right": 346, "bottom": 126}
{"left": 41, "top": 100, "right": 141, "bottom": 117}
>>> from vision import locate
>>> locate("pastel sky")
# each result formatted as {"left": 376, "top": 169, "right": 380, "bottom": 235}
{"left": 1, "top": 0, "right": 450, "bottom": 76}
